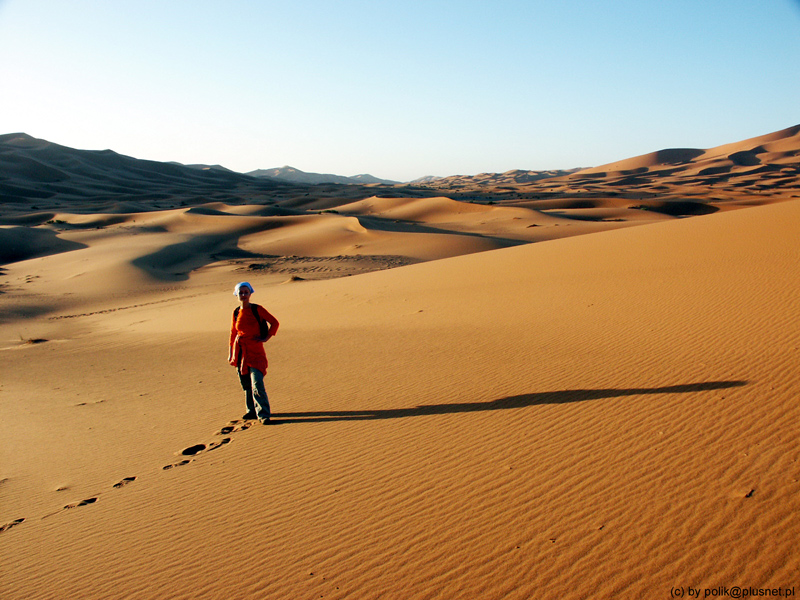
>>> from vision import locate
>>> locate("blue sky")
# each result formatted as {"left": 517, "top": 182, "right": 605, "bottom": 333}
{"left": 1, "top": 0, "right": 798, "bottom": 181}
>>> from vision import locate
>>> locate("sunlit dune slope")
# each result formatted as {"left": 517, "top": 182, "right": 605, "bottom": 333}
{"left": 1, "top": 198, "right": 797, "bottom": 600}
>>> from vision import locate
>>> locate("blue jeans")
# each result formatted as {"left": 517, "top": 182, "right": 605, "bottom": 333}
{"left": 239, "top": 368, "right": 270, "bottom": 420}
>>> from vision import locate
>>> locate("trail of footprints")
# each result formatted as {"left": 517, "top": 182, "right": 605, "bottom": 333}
{"left": 1, "top": 419, "right": 252, "bottom": 533}
{"left": 162, "top": 419, "right": 252, "bottom": 470}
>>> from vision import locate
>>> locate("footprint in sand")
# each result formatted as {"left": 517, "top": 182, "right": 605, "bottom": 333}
{"left": 181, "top": 444, "right": 206, "bottom": 456}
{"left": 0, "top": 518, "right": 25, "bottom": 533}
{"left": 218, "top": 419, "right": 252, "bottom": 435}
{"left": 207, "top": 437, "right": 231, "bottom": 452}
{"left": 112, "top": 476, "right": 137, "bottom": 489}
{"left": 40, "top": 496, "right": 99, "bottom": 519}
{"left": 163, "top": 459, "right": 192, "bottom": 470}
{"left": 64, "top": 497, "right": 98, "bottom": 509}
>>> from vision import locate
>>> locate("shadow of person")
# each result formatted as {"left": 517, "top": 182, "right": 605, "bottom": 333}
{"left": 273, "top": 380, "right": 748, "bottom": 424}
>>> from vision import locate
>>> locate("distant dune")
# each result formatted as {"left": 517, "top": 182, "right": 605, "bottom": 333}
{"left": 428, "top": 168, "right": 581, "bottom": 188}
{"left": 417, "top": 124, "right": 800, "bottom": 211}
{"left": 1, "top": 124, "right": 798, "bottom": 270}
{"left": 407, "top": 175, "right": 444, "bottom": 185}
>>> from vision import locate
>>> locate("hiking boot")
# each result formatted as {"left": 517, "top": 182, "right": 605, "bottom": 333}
{"left": 242, "top": 412, "right": 257, "bottom": 420}
{"left": 260, "top": 417, "right": 271, "bottom": 425}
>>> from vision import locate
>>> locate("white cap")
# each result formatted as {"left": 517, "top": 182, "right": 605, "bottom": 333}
{"left": 233, "top": 282, "right": 254, "bottom": 296}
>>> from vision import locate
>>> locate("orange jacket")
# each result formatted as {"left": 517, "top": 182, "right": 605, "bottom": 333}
{"left": 230, "top": 303, "right": 280, "bottom": 375}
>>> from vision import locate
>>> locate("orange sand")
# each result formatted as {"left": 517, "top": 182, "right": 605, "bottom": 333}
{"left": 1, "top": 128, "right": 799, "bottom": 599}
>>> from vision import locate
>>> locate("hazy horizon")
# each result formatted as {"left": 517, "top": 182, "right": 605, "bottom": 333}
{"left": 1, "top": 0, "right": 799, "bottom": 181}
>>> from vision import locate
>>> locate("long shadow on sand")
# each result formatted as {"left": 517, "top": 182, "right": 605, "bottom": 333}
{"left": 273, "top": 381, "right": 747, "bottom": 424}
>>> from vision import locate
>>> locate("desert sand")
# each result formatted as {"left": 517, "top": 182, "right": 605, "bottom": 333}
{"left": 1, "top": 126, "right": 799, "bottom": 599}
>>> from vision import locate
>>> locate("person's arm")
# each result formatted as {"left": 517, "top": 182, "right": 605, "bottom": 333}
{"left": 258, "top": 307, "right": 280, "bottom": 340}
{"left": 228, "top": 310, "right": 238, "bottom": 365}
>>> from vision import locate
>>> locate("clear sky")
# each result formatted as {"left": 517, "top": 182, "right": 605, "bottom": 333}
{"left": 1, "top": 0, "right": 799, "bottom": 182}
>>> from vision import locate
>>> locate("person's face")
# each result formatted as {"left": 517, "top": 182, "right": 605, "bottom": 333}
{"left": 237, "top": 288, "right": 251, "bottom": 301}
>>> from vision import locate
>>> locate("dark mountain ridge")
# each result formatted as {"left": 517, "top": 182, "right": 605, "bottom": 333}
{"left": 247, "top": 165, "right": 399, "bottom": 186}
{"left": 0, "top": 133, "right": 297, "bottom": 207}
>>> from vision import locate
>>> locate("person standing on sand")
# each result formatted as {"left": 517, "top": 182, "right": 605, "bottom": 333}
{"left": 228, "top": 282, "right": 280, "bottom": 425}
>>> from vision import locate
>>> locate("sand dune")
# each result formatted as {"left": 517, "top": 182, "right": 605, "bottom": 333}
{"left": 577, "top": 125, "right": 800, "bottom": 185}
{"left": 1, "top": 198, "right": 798, "bottom": 599}
{"left": 1, "top": 127, "right": 799, "bottom": 599}
{"left": 0, "top": 226, "right": 86, "bottom": 263}
{"left": 420, "top": 124, "right": 800, "bottom": 214}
